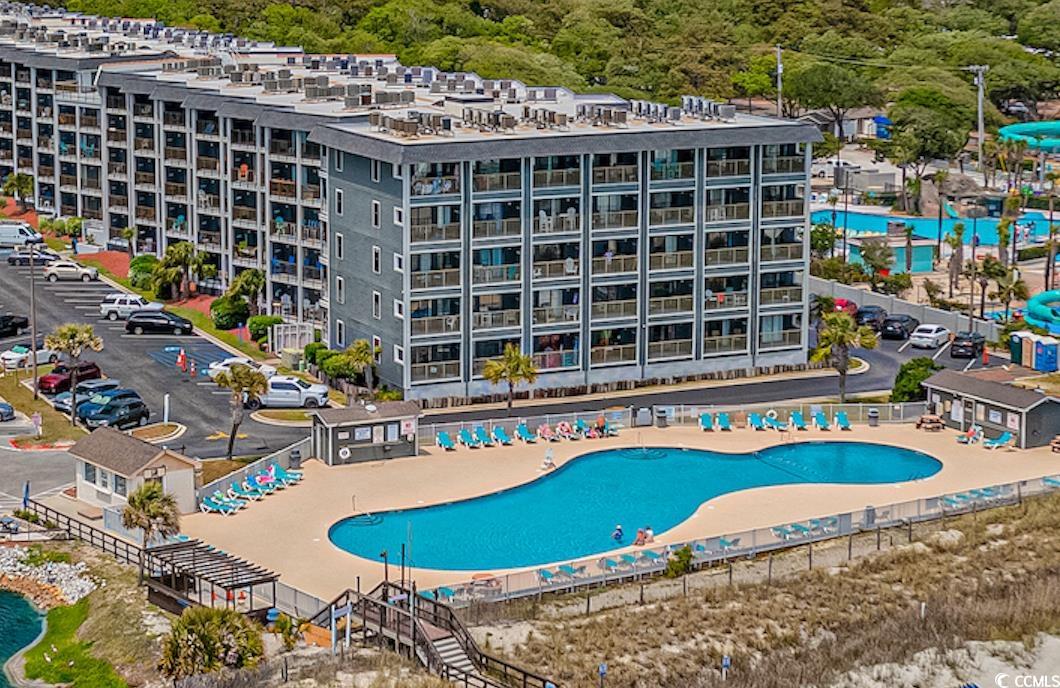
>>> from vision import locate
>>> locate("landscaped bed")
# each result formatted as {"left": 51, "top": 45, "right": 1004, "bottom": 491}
{"left": 0, "top": 366, "right": 86, "bottom": 447}
{"left": 129, "top": 422, "right": 184, "bottom": 442}
{"left": 256, "top": 409, "right": 313, "bottom": 423}
{"left": 198, "top": 456, "right": 260, "bottom": 485}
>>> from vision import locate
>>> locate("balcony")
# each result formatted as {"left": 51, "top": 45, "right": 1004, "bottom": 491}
{"left": 272, "top": 221, "right": 298, "bottom": 241}
{"left": 704, "top": 291, "right": 748, "bottom": 311}
{"left": 703, "top": 334, "right": 748, "bottom": 355}
{"left": 301, "top": 185, "right": 322, "bottom": 204}
{"left": 303, "top": 266, "right": 324, "bottom": 284}
{"left": 82, "top": 178, "right": 102, "bottom": 191}
{"left": 761, "top": 199, "right": 804, "bottom": 219}
{"left": 199, "top": 231, "right": 222, "bottom": 251}
{"left": 648, "top": 339, "right": 693, "bottom": 359}
{"left": 37, "top": 136, "right": 53, "bottom": 149}
{"left": 38, "top": 165, "right": 54, "bottom": 179}
{"left": 472, "top": 310, "right": 521, "bottom": 329}
{"left": 759, "top": 286, "right": 803, "bottom": 306}
{"left": 134, "top": 206, "right": 157, "bottom": 221}
{"left": 233, "top": 246, "right": 261, "bottom": 267}
{"left": 649, "top": 252, "right": 694, "bottom": 271}
{"left": 197, "top": 194, "right": 221, "bottom": 211}
{"left": 532, "top": 350, "right": 579, "bottom": 370}
{"left": 592, "top": 165, "right": 638, "bottom": 185}
{"left": 649, "top": 295, "right": 694, "bottom": 316}
{"left": 704, "top": 246, "right": 749, "bottom": 267}
{"left": 472, "top": 172, "right": 521, "bottom": 193}
{"left": 649, "top": 207, "right": 695, "bottom": 226}
{"left": 705, "top": 203, "right": 750, "bottom": 222}
{"left": 16, "top": 157, "right": 33, "bottom": 171}
{"left": 591, "top": 210, "right": 639, "bottom": 230}
{"left": 762, "top": 156, "right": 804, "bottom": 175}
{"left": 197, "top": 157, "right": 220, "bottom": 173}
{"left": 196, "top": 122, "right": 221, "bottom": 139}
{"left": 232, "top": 206, "right": 257, "bottom": 224}
{"left": 472, "top": 264, "right": 520, "bottom": 284}
{"left": 133, "top": 171, "right": 155, "bottom": 186}
{"left": 269, "top": 179, "right": 296, "bottom": 198}
{"left": 231, "top": 130, "right": 256, "bottom": 147}
{"left": 59, "top": 174, "right": 77, "bottom": 189}
{"left": 57, "top": 113, "right": 76, "bottom": 126}
{"left": 411, "top": 269, "right": 461, "bottom": 290}
{"left": 591, "top": 255, "right": 637, "bottom": 274}
{"left": 650, "top": 161, "right": 695, "bottom": 182}
{"left": 83, "top": 207, "right": 103, "bottom": 220}
{"left": 411, "top": 315, "right": 460, "bottom": 336}
{"left": 411, "top": 175, "right": 460, "bottom": 196}
{"left": 302, "top": 226, "right": 325, "bottom": 246}
{"left": 164, "top": 182, "right": 187, "bottom": 198}
{"left": 533, "top": 168, "right": 580, "bottom": 188}
{"left": 108, "top": 195, "right": 128, "bottom": 209}
{"left": 269, "top": 140, "right": 296, "bottom": 158}
{"left": 533, "top": 306, "right": 579, "bottom": 325}
{"left": 60, "top": 205, "right": 78, "bottom": 216}
{"left": 533, "top": 260, "right": 579, "bottom": 279}
{"left": 164, "top": 146, "right": 186, "bottom": 162}
{"left": 411, "top": 222, "right": 460, "bottom": 243}
{"left": 132, "top": 104, "right": 153, "bottom": 119}
{"left": 106, "top": 129, "right": 126, "bottom": 143}
{"left": 760, "top": 244, "right": 804, "bottom": 262}
{"left": 15, "top": 129, "right": 32, "bottom": 142}
{"left": 472, "top": 217, "right": 521, "bottom": 239}
{"left": 706, "top": 159, "right": 751, "bottom": 177}
{"left": 411, "top": 360, "right": 462, "bottom": 383}
{"left": 591, "top": 300, "right": 637, "bottom": 319}
{"left": 133, "top": 137, "right": 154, "bottom": 153}
{"left": 105, "top": 97, "right": 126, "bottom": 112}
{"left": 81, "top": 116, "right": 100, "bottom": 130}
{"left": 231, "top": 168, "right": 256, "bottom": 184}
{"left": 167, "top": 221, "right": 191, "bottom": 238}
{"left": 163, "top": 112, "right": 184, "bottom": 128}
{"left": 591, "top": 344, "right": 637, "bottom": 365}
{"left": 533, "top": 214, "right": 579, "bottom": 234}
{"left": 760, "top": 330, "right": 802, "bottom": 348}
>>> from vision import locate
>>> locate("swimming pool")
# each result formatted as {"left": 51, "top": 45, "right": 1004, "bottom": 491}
{"left": 810, "top": 209, "right": 1047, "bottom": 246}
{"left": 328, "top": 442, "right": 941, "bottom": 571}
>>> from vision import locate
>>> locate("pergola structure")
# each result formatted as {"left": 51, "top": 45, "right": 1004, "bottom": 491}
{"left": 143, "top": 539, "right": 279, "bottom": 619}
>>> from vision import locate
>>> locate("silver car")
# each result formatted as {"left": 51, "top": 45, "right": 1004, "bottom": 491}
{"left": 43, "top": 260, "right": 98, "bottom": 282}
{"left": 909, "top": 324, "right": 950, "bottom": 349}
{"left": 99, "top": 293, "right": 164, "bottom": 320}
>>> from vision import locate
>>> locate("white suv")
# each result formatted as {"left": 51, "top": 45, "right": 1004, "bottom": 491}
{"left": 244, "top": 375, "right": 329, "bottom": 410}
{"left": 43, "top": 260, "right": 98, "bottom": 282}
{"left": 99, "top": 293, "right": 164, "bottom": 320}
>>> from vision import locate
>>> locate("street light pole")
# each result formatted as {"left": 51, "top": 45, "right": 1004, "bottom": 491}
{"left": 29, "top": 242, "right": 38, "bottom": 399}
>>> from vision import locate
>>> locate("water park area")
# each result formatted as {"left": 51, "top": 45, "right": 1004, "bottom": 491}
{"left": 809, "top": 207, "right": 1049, "bottom": 247}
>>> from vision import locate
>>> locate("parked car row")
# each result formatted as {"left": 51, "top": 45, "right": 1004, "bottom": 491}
{"left": 828, "top": 299, "right": 984, "bottom": 358}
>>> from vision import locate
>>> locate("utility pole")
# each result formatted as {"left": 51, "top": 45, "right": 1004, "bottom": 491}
{"left": 967, "top": 65, "right": 989, "bottom": 174}
{"left": 775, "top": 45, "right": 783, "bottom": 119}
{"left": 29, "top": 242, "right": 38, "bottom": 399}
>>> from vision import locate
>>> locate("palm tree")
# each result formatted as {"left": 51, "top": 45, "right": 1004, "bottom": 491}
{"left": 482, "top": 343, "right": 538, "bottom": 413}
{"left": 996, "top": 219, "right": 1011, "bottom": 269}
{"left": 945, "top": 222, "right": 965, "bottom": 298}
{"left": 212, "top": 364, "right": 268, "bottom": 460}
{"left": 811, "top": 312, "right": 877, "bottom": 403}
{"left": 120, "top": 226, "right": 136, "bottom": 256}
{"left": 44, "top": 323, "right": 103, "bottom": 425}
{"left": 810, "top": 294, "right": 836, "bottom": 333}
{"left": 121, "top": 481, "right": 180, "bottom": 550}
{"left": 152, "top": 242, "right": 218, "bottom": 300}
{"left": 159, "top": 606, "right": 264, "bottom": 678}
{"left": 2, "top": 172, "right": 33, "bottom": 212}
{"left": 226, "top": 268, "right": 265, "bottom": 315}
{"left": 858, "top": 238, "right": 894, "bottom": 292}
{"left": 344, "top": 339, "right": 379, "bottom": 397}
{"left": 934, "top": 169, "right": 949, "bottom": 256}
{"left": 827, "top": 193, "right": 839, "bottom": 258}
{"left": 990, "top": 268, "right": 1030, "bottom": 321}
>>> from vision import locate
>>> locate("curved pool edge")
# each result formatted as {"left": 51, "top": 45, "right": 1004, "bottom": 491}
{"left": 1, "top": 593, "right": 46, "bottom": 688}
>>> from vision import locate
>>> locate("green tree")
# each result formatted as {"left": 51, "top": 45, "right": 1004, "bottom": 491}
{"left": 810, "top": 222, "right": 835, "bottom": 259}
{"left": 120, "top": 226, "right": 136, "bottom": 256}
{"left": 946, "top": 222, "right": 966, "bottom": 297}
{"left": 730, "top": 53, "right": 774, "bottom": 111}
{"left": 212, "top": 364, "right": 268, "bottom": 460}
{"left": 44, "top": 323, "right": 103, "bottom": 425}
{"left": 786, "top": 63, "right": 880, "bottom": 145}
{"left": 888, "top": 112, "right": 966, "bottom": 214}
{"left": 890, "top": 357, "right": 942, "bottom": 403}
{"left": 990, "top": 268, "right": 1030, "bottom": 321}
{"left": 159, "top": 606, "right": 264, "bottom": 678}
{"left": 226, "top": 268, "right": 266, "bottom": 316}
{"left": 481, "top": 343, "right": 538, "bottom": 413}
{"left": 811, "top": 312, "right": 878, "bottom": 403}
{"left": 2, "top": 173, "right": 34, "bottom": 211}
{"left": 121, "top": 481, "right": 180, "bottom": 550}
{"left": 272, "top": 613, "right": 310, "bottom": 651}
{"left": 858, "top": 239, "right": 894, "bottom": 291}
{"left": 344, "top": 339, "right": 379, "bottom": 395}
{"left": 810, "top": 293, "right": 836, "bottom": 332}
{"left": 152, "top": 242, "right": 217, "bottom": 300}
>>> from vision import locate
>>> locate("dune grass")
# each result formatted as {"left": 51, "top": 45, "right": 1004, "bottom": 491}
{"left": 24, "top": 599, "right": 127, "bottom": 688}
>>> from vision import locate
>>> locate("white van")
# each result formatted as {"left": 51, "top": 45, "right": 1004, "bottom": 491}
{"left": 0, "top": 222, "right": 42, "bottom": 248}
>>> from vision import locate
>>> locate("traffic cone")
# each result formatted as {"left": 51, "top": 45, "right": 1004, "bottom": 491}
{"left": 189, "top": 360, "right": 196, "bottom": 378}
{"left": 983, "top": 347, "right": 989, "bottom": 366}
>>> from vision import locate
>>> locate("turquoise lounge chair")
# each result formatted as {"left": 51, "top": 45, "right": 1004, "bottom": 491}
{"left": 574, "top": 418, "right": 593, "bottom": 437}
{"left": 639, "top": 550, "right": 664, "bottom": 564}
{"left": 211, "top": 491, "right": 246, "bottom": 509}
{"left": 748, "top": 413, "right": 767, "bottom": 431}
{"left": 437, "top": 587, "right": 455, "bottom": 600}
{"left": 765, "top": 416, "right": 788, "bottom": 431}
{"left": 599, "top": 558, "right": 620, "bottom": 573}
{"left": 603, "top": 421, "right": 619, "bottom": 436}
{"left": 200, "top": 497, "right": 237, "bottom": 516}
{"left": 699, "top": 412, "right": 714, "bottom": 431}
{"left": 474, "top": 426, "right": 495, "bottom": 447}
{"left": 419, "top": 590, "right": 436, "bottom": 600}
{"left": 790, "top": 411, "right": 808, "bottom": 431}
{"left": 557, "top": 564, "right": 584, "bottom": 578}
{"left": 771, "top": 526, "right": 793, "bottom": 540}
{"left": 789, "top": 523, "right": 811, "bottom": 535}
{"left": 1044, "top": 476, "right": 1060, "bottom": 488}
{"left": 229, "top": 482, "right": 263, "bottom": 501}
{"left": 835, "top": 411, "right": 852, "bottom": 430}
{"left": 437, "top": 431, "right": 456, "bottom": 450}
{"left": 271, "top": 464, "right": 302, "bottom": 483}
{"left": 812, "top": 411, "right": 831, "bottom": 430}
{"left": 619, "top": 553, "right": 639, "bottom": 568}
{"left": 458, "top": 428, "right": 481, "bottom": 448}
{"left": 983, "top": 431, "right": 1013, "bottom": 450}
{"left": 492, "top": 426, "right": 513, "bottom": 445}
{"left": 716, "top": 413, "right": 732, "bottom": 431}
{"left": 244, "top": 476, "right": 275, "bottom": 495}
{"left": 516, "top": 423, "right": 537, "bottom": 443}
{"left": 719, "top": 537, "right": 741, "bottom": 551}
{"left": 537, "top": 569, "right": 556, "bottom": 584}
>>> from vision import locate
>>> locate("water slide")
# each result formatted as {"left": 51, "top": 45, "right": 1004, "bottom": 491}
{"left": 944, "top": 200, "right": 959, "bottom": 219}
{"left": 999, "top": 121, "right": 1060, "bottom": 153}
{"left": 1025, "top": 289, "right": 1060, "bottom": 334}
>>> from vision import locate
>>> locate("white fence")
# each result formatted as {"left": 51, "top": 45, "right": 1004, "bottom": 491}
{"left": 419, "top": 408, "right": 635, "bottom": 447}
{"left": 655, "top": 401, "right": 929, "bottom": 426}
{"left": 268, "top": 323, "right": 316, "bottom": 354}
{"left": 195, "top": 437, "right": 310, "bottom": 503}
{"left": 810, "top": 276, "right": 1002, "bottom": 342}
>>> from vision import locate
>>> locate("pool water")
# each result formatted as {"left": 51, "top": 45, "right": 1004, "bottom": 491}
{"left": 0, "top": 591, "right": 42, "bottom": 688}
{"left": 810, "top": 209, "right": 1047, "bottom": 246}
{"left": 328, "top": 442, "right": 942, "bottom": 571}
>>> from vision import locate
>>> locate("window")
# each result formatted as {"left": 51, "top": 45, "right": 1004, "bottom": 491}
{"left": 335, "top": 232, "right": 344, "bottom": 260}
{"left": 372, "top": 246, "right": 381, "bottom": 274}
{"left": 335, "top": 188, "right": 344, "bottom": 216}
{"left": 393, "top": 207, "right": 404, "bottom": 226}
{"left": 393, "top": 253, "right": 404, "bottom": 273}
{"left": 335, "top": 319, "right": 346, "bottom": 347}
{"left": 394, "top": 299, "right": 404, "bottom": 318}
{"left": 373, "top": 291, "right": 382, "bottom": 319}
{"left": 371, "top": 159, "right": 380, "bottom": 182}
{"left": 336, "top": 276, "right": 345, "bottom": 304}
{"left": 83, "top": 462, "right": 96, "bottom": 484}
{"left": 372, "top": 335, "right": 382, "bottom": 362}
{"left": 114, "top": 474, "right": 127, "bottom": 497}
{"left": 372, "top": 200, "right": 381, "bottom": 228}
{"left": 392, "top": 162, "right": 402, "bottom": 180}
{"left": 99, "top": 470, "right": 109, "bottom": 490}
{"left": 334, "top": 150, "right": 343, "bottom": 172}
{"left": 394, "top": 344, "right": 405, "bottom": 364}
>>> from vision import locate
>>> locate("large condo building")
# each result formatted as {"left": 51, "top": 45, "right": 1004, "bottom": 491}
{"left": 0, "top": 4, "right": 820, "bottom": 401}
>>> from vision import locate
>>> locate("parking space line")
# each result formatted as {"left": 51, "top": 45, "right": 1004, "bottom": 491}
{"left": 963, "top": 358, "right": 977, "bottom": 372}
{"left": 932, "top": 342, "right": 951, "bottom": 360}
{"left": 897, "top": 340, "right": 912, "bottom": 353}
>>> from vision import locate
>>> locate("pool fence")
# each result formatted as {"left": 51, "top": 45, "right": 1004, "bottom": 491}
{"left": 195, "top": 437, "right": 311, "bottom": 504}
{"left": 654, "top": 401, "right": 929, "bottom": 426}
{"left": 419, "top": 407, "right": 635, "bottom": 448}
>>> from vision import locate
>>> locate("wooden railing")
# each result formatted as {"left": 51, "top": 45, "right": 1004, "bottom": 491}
{"left": 533, "top": 168, "right": 580, "bottom": 188}
{"left": 23, "top": 499, "right": 142, "bottom": 566}
{"left": 649, "top": 252, "right": 694, "bottom": 270}
{"left": 592, "top": 165, "right": 638, "bottom": 185}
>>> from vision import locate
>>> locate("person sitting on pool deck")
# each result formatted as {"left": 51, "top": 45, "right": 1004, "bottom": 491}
{"left": 644, "top": 525, "right": 655, "bottom": 543}
{"left": 633, "top": 528, "right": 646, "bottom": 546}
{"left": 541, "top": 447, "right": 556, "bottom": 471}
{"left": 612, "top": 524, "right": 624, "bottom": 542}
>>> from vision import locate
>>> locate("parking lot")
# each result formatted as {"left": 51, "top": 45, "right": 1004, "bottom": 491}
{"left": 0, "top": 256, "right": 307, "bottom": 458}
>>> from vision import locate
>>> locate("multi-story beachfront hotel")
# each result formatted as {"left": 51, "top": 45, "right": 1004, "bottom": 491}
{"left": 0, "top": 3, "right": 820, "bottom": 400}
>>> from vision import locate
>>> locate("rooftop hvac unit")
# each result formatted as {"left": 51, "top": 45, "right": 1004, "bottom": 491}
{"left": 717, "top": 104, "right": 736, "bottom": 120}
{"left": 386, "top": 73, "right": 397, "bottom": 84}
{"left": 400, "top": 90, "right": 414, "bottom": 103}
{"left": 668, "top": 107, "right": 681, "bottom": 122}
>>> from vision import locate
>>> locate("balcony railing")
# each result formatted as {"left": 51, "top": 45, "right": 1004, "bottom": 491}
{"left": 761, "top": 199, "right": 805, "bottom": 218}
{"left": 134, "top": 171, "right": 155, "bottom": 185}
{"left": 533, "top": 213, "right": 579, "bottom": 234}
{"left": 650, "top": 161, "right": 695, "bottom": 181}
{"left": 81, "top": 116, "right": 99, "bottom": 129}
{"left": 303, "top": 266, "right": 324, "bottom": 282}
{"left": 649, "top": 295, "right": 694, "bottom": 315}
{"left": 196, "top": 122, "right": 221, "bottom": 137}
{"left": 533, "top": 306, "right": 579, "bottom": 325}
{"left": 272, "top": 221, "right": 298, "bottom": 240}
{"left": 703, "top": 333, "right": 748, "bottom": 355}
{"left": 532, "top": 350, "right": 579, "bottom": 370}
{"left": 704, "top": 290, "right": 748, "bottom": 310}
{"left": 591, "top": 255, "right": 638, "bottom": 274}
{"left": 106, "top": 97, "right": 126, "bottom": 111}
{"left": 109, "top": 195, "right": 128, "bottom": 208}
{"left": 705, "top": 203, "right": 750, "bottom": 222}
{"left": 760, "top": 330, "right": 802, "bottom": 348}
{"left": 472, "top": 264, "right": 520, "bottom": 284}
{"left": 135, "top": 206, "right": 156, "bottom": 220}
{"left": 17, "top": 157, "right": 33, "bottom": 170}
{"left": 232, "top": 206, "right": 257, "bottom": 222}
{"left": 60, "top": 205, "right": 78, "bottom": 216}
{"left": 472, "top": 172, "right": 521, "bottom": 192}
{"left": 163, "top": 111, "right": 184, "bottom": 127}
{"left": 648, "top": 339, "right": 693, "bottom": 359}
{"left": 231, "top": 131, "right": 256, "bottom": 146}
{"left": 704, "top": 246, "right": 749, "bottom": 266}
{"left": 133, "top": 137, "right": 154, "bottom": 152}
{"left": 591, "top": 300, "right": 637, "bottom": 319}
{"left": 197, "top": 194, "right": 221, "bottom": 211}
{"left": 411, "top": 360, "right": 461, "bottom": 382}
{"left": 760, "top": 243, "right": 804, "bottom": 262}
{"left": 592, "top": 165, "right": 638, "bottom": 185}
{"left": 591, "top": 343, "right": 637, "bottom": 365}
{"left": 38, "top": 165, "right": 54, "bottom": 178}
{"left": 302, "top": 185, "right": 322, "bottom": 203}
{"left": 761, "top": 156, "right": 804, "bottom": 175}
{"left": 269, "top": 140, "right": 296, "bottom": 157}
{"left": 164, "top": 146, "right": 186, "bottom": 161}
{"left": 231, "top": 168, "right": 255, "bottom": 183}
{"left": 411, "top": 269, "right": 461, "bottom": 289}
{"left": 164, "top": 182, "right": 187, "bottom": 197}
{"left": 57, "top": 113, "right": 76, "bottom": 126}
{"left": 411, "top": 175, "right": 460, "bottom": 196}
{"left": 197, "top": 157, "right": 220, "bottom": 172}
{"left": 234, "top": 246, "right": 260, "bottom": 263}
{"left": 199, "top": 231, "right": 222, "bottom": 249}
{"left": 649, "top": 206, "right": 695, "bottom": 226}
{"left": 649, "top": 252, "right": 694, "bottom": 271}
{"left": 270, "top": 179, "right": 296, "bottom": 198}
{"left": 706, "top": 159, "right": 751, "bottom": 177}
{"left": 82, "top": 178, "right": 102, "bottom": 191}
{"left": 472, "top": 309, "right": 521, "bottom": 329}
{"left": 533, "top": 168, "right": 580, "bottom": 188}
{"left": 302, "top": 226, "right": 325, "bottom": 245}
{"left": 107, "top": 129, "right": 126, "bottom": 143}
{"left": 411, "top": 315, "right": 460, "bottom": 336}
{"left": 759, "top": 286, "right": 803, "bottom": 305}
{"left": 533, "top": 259, "right": 579, "bottom": 279}
{"left": 59, "top": 174, "right": 77, "bottom": 188}
{"left": 591, "top": 210, "right": 639, "bottom": 230}
{"left": 472, "top": 217, "right": 521, "bottom": 239}
{"left": 133, "top": 104, "right": 153, "bottom": 118}
{"left": 411, "top": 222, "right": 460, "bottom": 243}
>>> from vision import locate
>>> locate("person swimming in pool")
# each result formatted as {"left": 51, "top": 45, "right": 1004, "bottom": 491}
{"left": 611, "top": 524, "right": 624, "bottom": 541}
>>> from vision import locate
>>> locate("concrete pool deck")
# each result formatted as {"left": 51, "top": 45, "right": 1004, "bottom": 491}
{"left": 179, "top": 424, "right": 1060, "bottom": 599}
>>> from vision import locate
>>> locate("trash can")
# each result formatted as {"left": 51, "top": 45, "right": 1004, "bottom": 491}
{"left": 656, "top": 408, "right": 669, "bottom": 428}
{"left": 288, "top": 448, "right": 302, "bottom": 470}
{"left": 867, "top": 408, "right": 880, "bottom": 427}
{"left": 634, "top": 407, "right": 653, "bottom": 427}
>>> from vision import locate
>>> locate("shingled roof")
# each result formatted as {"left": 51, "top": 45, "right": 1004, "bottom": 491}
{"left": 922, "top": 369, "right": 1057, "bottom": 411}
{"left": 315, "top": 400, "right": 422, "bottom": 426}
{"left": 69, "top": 427, "right": 195, "bottom": 477}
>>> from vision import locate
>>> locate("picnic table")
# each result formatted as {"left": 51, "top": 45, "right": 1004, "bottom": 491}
{"left": 916, "top": 414, "right": 945, "bottom": 431}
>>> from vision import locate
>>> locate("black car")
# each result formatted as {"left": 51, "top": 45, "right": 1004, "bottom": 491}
{"left": 855, "top": 305, "right": 888, "bottom": 330}
{"left": 125, "top": 310, "right": 194, "bottom": 335}
{"left": 6, "top": 248, "right": 60, "bottom": 266}
{"left": 0, "top": 313, "right": 29, "bottom": 337}
{"left": 950, "top": 331, "right": 986, "bottom": 358}
{"left": 881, "top": 314, "right": 920, "bottom": 340}
{"left": 82, "top": 397, "right": 150, "bottom": 429}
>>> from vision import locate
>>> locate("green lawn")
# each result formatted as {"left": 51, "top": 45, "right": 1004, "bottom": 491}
{"left": 24, "top": 599, "right": 127, "bottom": 688}
{"left": 0, "top": 366, "right": 87, "bottom": 445}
